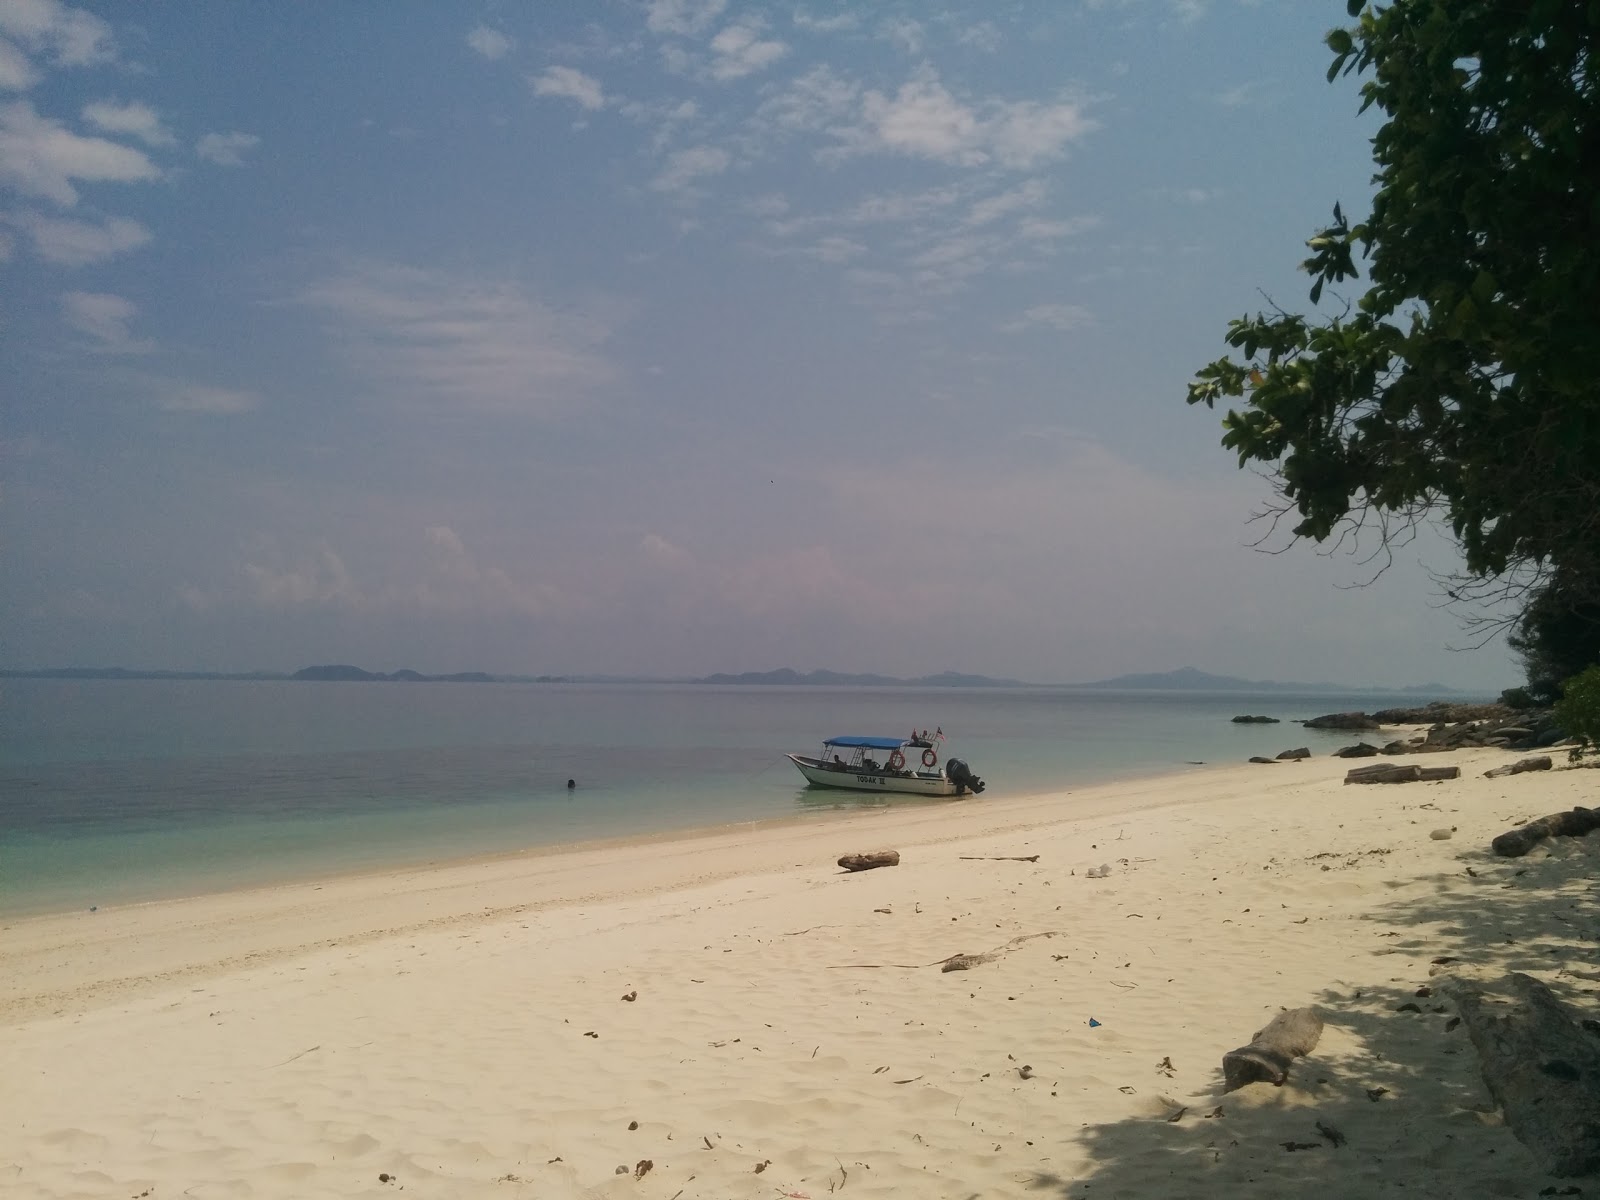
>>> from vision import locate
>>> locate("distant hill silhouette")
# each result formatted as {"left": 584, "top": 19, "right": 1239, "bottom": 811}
{"left": 1070, "top": 666, "right": 1458, "bottom": 694}
{"left": 696, "top": 668, "right": 1024, "bottom": 687}
{"left": 292, "top": 664, "right": 495, "bottom": 682}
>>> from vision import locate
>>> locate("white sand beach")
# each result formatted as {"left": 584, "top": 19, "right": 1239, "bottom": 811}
{"left": 3, "top": 749, "right": 1596, "bottom": 1199}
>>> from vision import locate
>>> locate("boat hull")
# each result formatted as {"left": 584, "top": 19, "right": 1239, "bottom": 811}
{"left": 787, "top": 754, "right": 963, "bottom": 797}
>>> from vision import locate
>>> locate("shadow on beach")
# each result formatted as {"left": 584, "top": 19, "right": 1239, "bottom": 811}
{"left": 1034, "top": 835, "right": 1598, "bottom": 1198}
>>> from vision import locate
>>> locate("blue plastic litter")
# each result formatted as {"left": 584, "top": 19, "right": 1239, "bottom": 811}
{"left": 1088, "top": 1018, "right": 1101, "bottom": 1027}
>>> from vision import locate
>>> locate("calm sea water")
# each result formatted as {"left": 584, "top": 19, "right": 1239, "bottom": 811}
{"left": 0, "top": 679, "right": 1467, "bottom": 916}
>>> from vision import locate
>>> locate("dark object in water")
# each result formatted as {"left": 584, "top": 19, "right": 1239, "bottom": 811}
{"left": 945, "top": 758, "right": 985, "bottom": 795}
{"left": 567, "top": 778, "right": 576, "bottom": 789}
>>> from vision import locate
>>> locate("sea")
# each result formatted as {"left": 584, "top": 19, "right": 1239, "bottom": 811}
{"left": 0, "top": 679, "right": 1471, "bottom": 918}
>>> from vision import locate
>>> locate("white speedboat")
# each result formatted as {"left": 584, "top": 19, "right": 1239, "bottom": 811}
{"left": 787, "top": 732, "right": 985, "bottom": 796}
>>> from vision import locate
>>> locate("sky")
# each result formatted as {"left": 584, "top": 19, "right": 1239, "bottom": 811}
{"left": 0, "top": 0, "right": 1521, "bottom": 690}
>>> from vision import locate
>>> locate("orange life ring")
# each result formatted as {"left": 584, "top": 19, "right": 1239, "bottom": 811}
{"left": 887, "top": 750, "right": 906, "bottom": 771}
{"left": 922, "top": 748, "right": 938, "bottom": 768}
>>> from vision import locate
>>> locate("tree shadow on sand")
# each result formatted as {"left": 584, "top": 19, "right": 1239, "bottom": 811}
{"left": 1027, "top": 829, "right": 1600, "bottom": 1199}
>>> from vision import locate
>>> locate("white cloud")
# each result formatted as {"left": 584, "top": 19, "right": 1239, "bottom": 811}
{"left": 1019, "top": 214, "right": 1100, "bottom": 240}
{"left": 754, "top": 63, "right": 857, "bottom": 133}
{"left": 195, "top": 130, "right": 259, "bottom": 166}
{"left": 792, "top": 10, "right": 858, "bottom": 34}
{"left": 531, "top": 65, "right": 605, "bottom": 110}
{"left": 956, "top": 21, "right": 1002, "bottom": 52}
{"left": 964, "top": 179, "right": 1045, "bottom": 227}
{"left": 0, "top": 99, "right": 161, "bottom": 204}
{"left": 0, "top": 0, "right": 114, "bottom": 69}
{"left": 706, "top": 20, "right": 786, "bottom": 81}
{"left": 297, "top": 259, "right": 619, "bottom": 417}
{"left": 0, "top": 35, "right": 38, "bottom": 89}
{"left": 835, "top": 68, "right": 1095, "bottom": 169}
{"left": 466, "top": 25, "right": 513, "bottom": 60}
{"left": 82, "top": 99, "right": 176, "bottom": 147}
{"left": 60, "top": 289, "right": 153, "bottom": 352}
{"left": 1000, "top": 302, "right": 1095, "bottom": 333}
{"left": 159, "top": 385, "right": 259, "bottom": 414}
{"left": 806, "top": 235, "right": 865, "bottom": 263}
{"left": 645, "top": 0, "right": 727, "bottom": 36}
{"left": 1171, "top": 0, "right": 1207, "bottom": 23}
{"left": 650, "top": 144, "right": 729, "bottom": 194}
{"left": 1216, "top": 82, "right": 1258, "bottom": 108}
{"left": 17, "top": 210, "right": 151, "bottom": 264}
{"left": 878, "top": 17, "right": 924, "bottom": 55}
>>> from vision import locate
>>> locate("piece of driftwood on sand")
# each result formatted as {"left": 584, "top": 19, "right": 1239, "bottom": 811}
{"left": 1491, "top": 807, "right": 1600, "bottom": 858}
{"left": 1343, "top": 763, "right": 1460, "bottom": 785}
{"left": 1221, "top": 1007, "right": 1324, "bottom": 1092}
{"left": 1482, "top": 755, "right": 1553, "bottom": 779}
{"left": 837, "top": 851, "right": 900, "bottom": 872}
{"left": 1442, "top": 972, "right": 1600, "bottom": 1177}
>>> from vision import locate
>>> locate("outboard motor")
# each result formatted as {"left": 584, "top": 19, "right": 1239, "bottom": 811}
{"left": 945, "top": 758, "right": 985, "bottom": 795}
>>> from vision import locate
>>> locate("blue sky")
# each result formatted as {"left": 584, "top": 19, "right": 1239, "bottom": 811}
{"left": 1, "top": 0, "right": 1518, "bottom": 689}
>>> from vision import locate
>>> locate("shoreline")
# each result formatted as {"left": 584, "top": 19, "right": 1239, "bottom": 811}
{"left": 5, "top": 746, "right": 1594, "bottom": 1198}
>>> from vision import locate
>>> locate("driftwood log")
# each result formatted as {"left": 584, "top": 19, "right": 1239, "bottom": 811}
{"left": 1483, "top": 755, "right": 1554, "bottom": 779}
{"left": 837, "top": 850, "right": 900, "bottom": 872}
{"left": 1491, "top": 808, "right": 1600, "bottom": 857}
{"left": 1444, "top": 972, "right": 1600, "bottom": 1176}
{"left": 1344, "top": 763, "right": 1461, "bottom": 784}
{"left": 1221, "top": 1007, "right": 1324, "bottom": 1091}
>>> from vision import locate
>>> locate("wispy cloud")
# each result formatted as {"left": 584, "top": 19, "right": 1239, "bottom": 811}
{"left": 791, "top": 10, "right": 858, "bottom": 35}
{"left": 297, "top": 260, "right": 619, "bottom": 417}
{"left": 16, "top": 210, "right": 151, "bottom": 264}
{"left": 195, "top": 130, "right": 259, "bottom": 166}
{"left": 0, "top": 35, "right": 39, "bottom": 89}
{"left": 649, "top": 144, "right": 730, "bottom": 195}
{"left": 61, "top": 289, "right": 154, "bottom": 352}
{"left": 645, "top": 0, "right": 728, "bottom": 37}
{"left": 531, "top": 65, "right": 606, "bottom": 110}
{"left": 826, "top": 67, "right": 1095, "bottom": 169}
{"left": 159, "top": 385, "right": 259, "bottom": 414}
{"left": 465, "top": 25, "right": 513, "bottom": 61}
{"left": 0, "top": 0, "right": 114, "bottom": 70}
{"left": 999, "top": 302, "right": 1095, "bottom": 332}
{"left": 706, "top": 20, "right": 786, "bottom": 81}
{"left": 82, "top": 99, "right": 175, "bottom": 146}
{"left": 0, "top": 99, "right": 161, "bottom": 204}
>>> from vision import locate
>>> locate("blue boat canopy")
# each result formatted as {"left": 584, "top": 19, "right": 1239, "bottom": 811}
{"left": 823, "top": 736, "right": 906, "bottom": 750}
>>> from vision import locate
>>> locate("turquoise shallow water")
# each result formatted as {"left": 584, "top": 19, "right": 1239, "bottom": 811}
{"left": 0, "top": 679, "right": 1468, "bottom": 915}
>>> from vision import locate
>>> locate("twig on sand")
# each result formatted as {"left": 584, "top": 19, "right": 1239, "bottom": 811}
{"left": 269, "top": 1045, "right": 321, "bottom": 1068}
{"left": 830, "top": 931, "right": 1064, "bottom": 973}
{"left": 958, "top": 855, "right": 1040, "bottom": 863}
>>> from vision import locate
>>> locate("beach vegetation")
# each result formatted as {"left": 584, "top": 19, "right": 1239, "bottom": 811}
{"left": 1507, "top": 571, "right": 1600, "bottom": 703}
{"left": 1186, "top": 0, "right": 1600, "bottom": 642}
{"left": 1552, "top": 664, "right": 1600, "bottom": 760}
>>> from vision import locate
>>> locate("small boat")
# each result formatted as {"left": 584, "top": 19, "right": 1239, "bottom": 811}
{"left": 787, "top": 731, "right": 985, "bottom": 796}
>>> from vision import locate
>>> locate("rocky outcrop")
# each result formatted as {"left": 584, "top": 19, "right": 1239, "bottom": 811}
{"left": 1304, "top": 711, "right": 1380, "bottom": 731}
{"left": 1369, "top": 701, "right": 1514, "bottom": 725}
{"left": 1276, "top": 747, "right": 1311, "bottom": 760}
{"left": 1334, "top": 742, "right": 1381, "bottom": 758}
{"left": 1231, "top": 715, "right": 1280, "bottom": 724}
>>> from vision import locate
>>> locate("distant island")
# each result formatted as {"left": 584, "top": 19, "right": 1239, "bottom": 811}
{"left": 1068, "top": 666, "right": 1458, "bottom": 694}
{"left": 695, "top": 668, "right": 1025, "bottom": 687}
{"left": 1, "top": 663, "right": 1462, "bottom": 693}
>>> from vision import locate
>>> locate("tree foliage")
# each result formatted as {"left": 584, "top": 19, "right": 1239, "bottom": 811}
{"left": 1507, "top": 571, "right": 1600, "bottom": 700}
{"left": 1187, "top": 0, "right": 1600, "bottom": 608}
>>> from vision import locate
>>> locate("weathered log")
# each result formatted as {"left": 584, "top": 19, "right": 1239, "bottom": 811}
{"left": 837, "top": 850, "right": 900, "bottom": 872}
{"left": 1222, "top": 1007, "right": 1324, "bottom": 1091}
{"left": 1416, "top": 765, "right": 1461, "bottom": 781}
{"left": 1443, "top": 972, "right": 1600, "bottom": 1176}
{"left": 1492, "top": 808, "right": 1600, "bottom": 857}
{"left": 1483, "top": 755, "right": 1554, "bottom": 779}
{"left": 1345, "top": 763, "right": 1423, "bottom": 784}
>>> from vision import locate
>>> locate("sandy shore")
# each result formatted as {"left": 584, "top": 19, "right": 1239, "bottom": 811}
{"left": 3, "top": 748, "right": 1596, "bottom": 1198}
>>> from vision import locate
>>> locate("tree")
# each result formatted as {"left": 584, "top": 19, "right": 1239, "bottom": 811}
{"left": 1186, "top": 1, "right": 1600, "bottom": 624}
{"left": 1507, "top": 570, "right": 1600, "bottom": 701}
